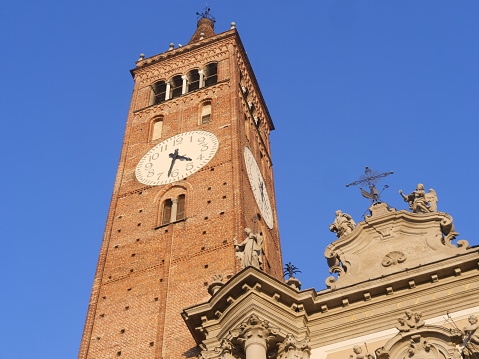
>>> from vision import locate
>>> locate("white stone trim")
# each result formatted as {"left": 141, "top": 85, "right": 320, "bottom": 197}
{"left": 310, "top": 306, "right": 479, "bottom": 359}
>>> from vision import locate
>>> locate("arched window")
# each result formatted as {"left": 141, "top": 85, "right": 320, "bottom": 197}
{"left": 161, "top": 194, "right": 186, "bottom": 225}
{"left": 170, "top": 75, "right": 183, "bottom": 99}
{"left": 187, "top": 69, "right": 200, "bottom": 92}
{"left": 150, "top": 117, "right": 163, "bottom": 141}
{"left": 177, "top": 194, "right": 185, "bottom": 221}
{"left": 161, "top": 199, "right": 173, "bottom": 225}
{"left": 200, "top": 101, "right": 212, "bottom": 124}
{"left": 204, "top": 63, "right": 218, "bottom": 86}
{"left": 152, "top": 81, "right": 167, "bottom": 105}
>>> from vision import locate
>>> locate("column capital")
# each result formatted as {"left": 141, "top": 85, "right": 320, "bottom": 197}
{"left": 230, "top": 314, "right": 278, "bottom": 354}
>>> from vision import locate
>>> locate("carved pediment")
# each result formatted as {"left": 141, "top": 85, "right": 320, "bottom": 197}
{"left": 324, "top": 207, "right": 469, "bottom": 289}
{"left": 375, "top": 325, "right": 463, "bottom": 359}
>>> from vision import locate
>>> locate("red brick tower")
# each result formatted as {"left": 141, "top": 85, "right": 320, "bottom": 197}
{"left": 78, "top": 15, "right": 283, "bottom": 359}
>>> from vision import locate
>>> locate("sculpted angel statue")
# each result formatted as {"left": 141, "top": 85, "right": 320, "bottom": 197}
{"left": 399, "top": 184, "right": 438, "bottom": 213}
{"left": 329, "top": 210, "right": 356, "bottom": 238}
{"left": 463, "top": 315, "right": 479, "bottom": 345}
{"left": 234, "top": 228, "right": 263, "bottom": 270}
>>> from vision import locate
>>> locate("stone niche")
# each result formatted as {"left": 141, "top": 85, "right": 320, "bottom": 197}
{"left": 324, "top": 204, "right": 469, "bottom": 289}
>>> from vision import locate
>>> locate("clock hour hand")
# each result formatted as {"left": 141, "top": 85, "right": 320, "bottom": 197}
{"left": 176, "top": 154, "right": 192, "bottom": 161}
{"left": 259, "top": 180, "right": 265, "bottom": 202}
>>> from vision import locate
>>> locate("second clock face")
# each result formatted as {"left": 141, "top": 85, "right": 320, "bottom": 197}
{"left": 135, "top": 131, "right": 219, "bottom": 185}
{"left": 244, "top": 147, "right": 274, "bottom": 229}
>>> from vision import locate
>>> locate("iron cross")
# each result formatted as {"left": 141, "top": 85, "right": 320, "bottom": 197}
{"left": 346, "top": 167, "right": 394, "bottom": 202}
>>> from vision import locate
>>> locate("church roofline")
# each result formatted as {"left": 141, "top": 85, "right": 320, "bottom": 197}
{"left": 182, "top": 249, "right": 479, "bottom": 346}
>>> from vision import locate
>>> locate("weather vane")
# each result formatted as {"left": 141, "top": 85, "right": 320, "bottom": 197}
{"left": 346, "top": 167, "right": 394, "bottom": 203}
{"left": 196, "top": 5, "right": 216, "bottom": 22}
{"left": 284, "top": 262, "right": 301, "bottom": 279}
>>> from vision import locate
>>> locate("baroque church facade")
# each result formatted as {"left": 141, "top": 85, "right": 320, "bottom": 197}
{"left": 78, "top": 14, "right": 479, "bottom": 359}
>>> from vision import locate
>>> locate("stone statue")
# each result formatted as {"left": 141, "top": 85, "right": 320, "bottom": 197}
{"left": 329, "top": 210, "right": 356, "bottom": 238}
{"left": 234, "top": 228, "right": 263, "bottom": 270}
{"left": 414, "top": 311, "right": 425, "bottom": 328}
{"left": 399, "top": 184, "right": 437, "bottom": 213}
{"left": 396, "top": 317, "right": 410, "bottom": 332}
{"left": 396, "top": 310, "right": 425, "bottom": 332}
{"left": 349, "top": 345, "right": 374, "bottom": 359}
{"left": 463, "top": 315, "right": 479, "bottom": 345}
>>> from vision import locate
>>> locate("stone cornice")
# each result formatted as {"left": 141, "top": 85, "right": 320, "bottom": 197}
{"left": 183, "top": 249, "right": 479, "bottom": 348}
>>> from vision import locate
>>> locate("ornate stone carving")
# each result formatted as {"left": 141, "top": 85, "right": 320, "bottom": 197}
{"left": 277, "top": 333, "right": 311, "bottom": 359}
{"left": 374, "top": 347, "right": 390, "bottom": 359}
{"left": 462, "top": 315, "right": 479, "bottom": 359}
{"left": 406, "top": 335, "right": 438, "bottom": 358}
{"left": 382, "top": 251, "right": 407, "bottom": 267}
{"left": 234, "top": 228, "right": 263, "bottom": 270}
{"left": 230, "top": 314, "right": 278, "bottom": 359}
{"left": 329, "top": 210, "right": 356, "bottom": 238}
{"left": 374, "top": 314, "right": 463, "bottom": 359}
{"left": 396, "top": 310, "right": 425, "bottom": 332}
{"left": 208, "top": 274, "right": 225, "bottom": 296}
{"left": 399, "top": 184, "right": 438, "bottom": 213}
{"left": 440, "top": 214, "right": 460, "bottom": 243}
{"left": 348, "top": 345, "right": 374, "bottom": 359}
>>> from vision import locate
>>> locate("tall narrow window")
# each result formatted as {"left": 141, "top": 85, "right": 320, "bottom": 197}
{"left": 162, "top": 199, "right": 172, "bottom": 225}
{"left": 170, "top": 75, "right": 183, "bottom": 99}
{"left": 204, "top": 63, "right": 218, "bottom": 86}
{"left": 150, "top": 117, "right": 163, "bottom": 141}
{"left": 152, "top": 81, "right": 167, "bottom": 105}
{"left": 176, "top": 194, "right": 185, "bottom": 220}
{"left": 187, "top": 69, "right": 200, "bottom": 92}
{"left": 200, "top": 101, "right": 212, "bottom": 124}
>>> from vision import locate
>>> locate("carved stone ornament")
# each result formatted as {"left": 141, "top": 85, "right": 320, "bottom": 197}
{"left": 399, "top": 184, "right": 438, "bottom": 213}
{"left": 234, "top": 228, "right": 264, "bottom": 270}
{"left": 323, "top": 208, "right": 470, "bottom": 290}
{"left": 329, "top": 210, "right": 356, "bottom": 238}
{"left": 462, "top": 315, "right": 479, "bottom": 359}
{"left": 382, "top": 251, "right": 407, "bottom": 267}
{"left": 229, "top": 314, "right": 279, "bottom": 359}
{"left": 208, "top": 274, "right": 225, "bottom": 296}
{"left": 348, "top": 345, "right": 374, "bottom": 359}
{"left": 277, "top": 333, "right": 311, "bottom": 359}
{"left": 374, "top": 315, "right": 463, "bottom": 359}
{"left": 396, "top": 310, "right": 425, "bottom": 332}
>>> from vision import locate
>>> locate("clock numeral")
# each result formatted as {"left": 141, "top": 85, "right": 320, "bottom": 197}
{"left": 200, "top": 144, "right": 209, "bottom": 152}
{"left": 173, "top": 137, "right": 183, "bottom": 146}
{"left": 186, "top": 162, "right": 194, "bottom": 170}
{"left": 197, "top": 137, "right": 206, "bottom": 143}
{"left": 149, "top": 153, "right": 160, "bottom": 161}
{"left": 170, "top": 169, "right": 179, "bottom": 177}
{"left": 156, "top": 172, "right": 164, "bottom": 180}
{"left": 147, "top": 170, "right": 155, "bottom": 177}
{"left": 145, "top": 162, "right": 153, "bottom": 169}
{"left": 197, "top": 154, "right": 204, "bottom": 161}
{"left": 159, "top": 145, "right": 168, "bottom": 153}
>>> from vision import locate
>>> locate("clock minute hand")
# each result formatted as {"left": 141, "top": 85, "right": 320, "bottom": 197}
{"left": 168, "top": 149, "right": 179, "bottom": 177}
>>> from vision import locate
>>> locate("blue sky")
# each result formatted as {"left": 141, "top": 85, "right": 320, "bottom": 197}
{"left": 1, "top": 1, "right": 478, "bottom": 358}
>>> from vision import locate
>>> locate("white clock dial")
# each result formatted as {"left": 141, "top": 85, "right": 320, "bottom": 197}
{"left": 136, "top": 131, "right": 219, "bottom": 185}
{"left": 244, "top": 147, "right": 274, "bottom": 229}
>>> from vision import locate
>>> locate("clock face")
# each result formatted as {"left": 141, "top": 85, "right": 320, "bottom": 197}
{"left": 135, "top": 131, "right": 219, "bottom": 185}
{"left": 244, "top": 147, "right": 274, "bottom": 229}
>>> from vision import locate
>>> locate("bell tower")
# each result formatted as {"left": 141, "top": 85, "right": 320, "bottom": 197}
{"left": 78, "top": 13, "right": 283, "bottom": 359}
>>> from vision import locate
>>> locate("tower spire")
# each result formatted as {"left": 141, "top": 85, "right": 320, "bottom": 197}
{"left": 188, "top": 7, "right": 216, "bottom": 44}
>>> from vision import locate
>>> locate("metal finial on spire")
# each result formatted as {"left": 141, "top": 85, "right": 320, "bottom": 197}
{"left": 196, "top": 6, "right": 216, "bottom": 22}
{"left": 283, "top": 262, "right": 301, "bottom": 279}
{"left": 346, "top": 167, "right": 394, "bottom": 203}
